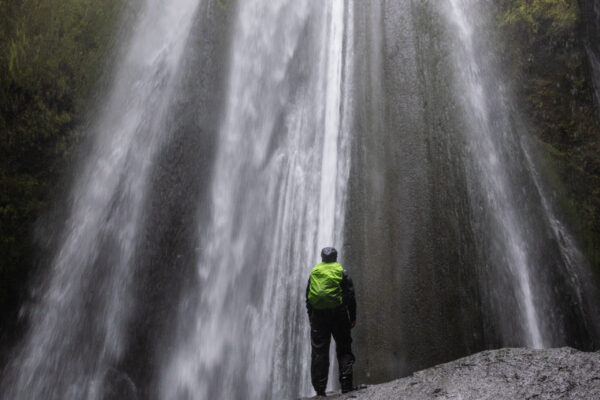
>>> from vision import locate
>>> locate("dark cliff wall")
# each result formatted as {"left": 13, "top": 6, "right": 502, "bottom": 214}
{"left": 345, "top": 1, "right": 483, "bottom": 384}
{"left": 346, "top": 0, "right": 600, "bottom": 385}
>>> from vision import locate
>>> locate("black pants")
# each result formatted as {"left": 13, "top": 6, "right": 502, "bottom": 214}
{"left": 310, "top": 306, "right": 355, "bottom": 393}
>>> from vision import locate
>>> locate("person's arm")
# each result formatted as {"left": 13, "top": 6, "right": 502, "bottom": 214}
{"left": 341, "top": 270, "right": 356, "bottom": 327}
{"left": 306, "top": 277, "right": 313, "bottom": 324}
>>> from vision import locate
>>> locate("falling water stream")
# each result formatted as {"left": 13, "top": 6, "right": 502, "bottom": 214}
{"left": 2, "top": 0, "right": 202, "bottom": 398}
{"left": 444, "top": 0, "right": 544, "bottom": 348}
{"left": 159, "top": 2, "right": 352, "bottom": 399}
{"left": 441, "top": 0, "right": 600, "bottom": 350}
{"left": 2, "top": 1, "right": 599, "bottom": 399}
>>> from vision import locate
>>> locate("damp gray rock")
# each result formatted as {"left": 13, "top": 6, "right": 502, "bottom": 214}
{"left": 303, "top": 347, "right": 600, "bottom": 400}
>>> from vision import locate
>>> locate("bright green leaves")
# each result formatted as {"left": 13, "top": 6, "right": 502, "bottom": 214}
{"left": 500, "top": 0, "right": 578, "bottom": 36}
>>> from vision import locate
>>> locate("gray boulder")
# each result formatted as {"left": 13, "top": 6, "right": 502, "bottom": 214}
{"left": 303, "top": 347, "right": 600, "bottom": 400}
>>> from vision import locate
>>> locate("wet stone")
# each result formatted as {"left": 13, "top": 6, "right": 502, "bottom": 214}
{"left": 301, "top": 347, "right": 600, "bottom": 400}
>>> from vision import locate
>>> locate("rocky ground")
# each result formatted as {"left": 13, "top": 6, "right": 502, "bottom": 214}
{"left": 301, "top": 347, "right": 600, "bottom": 400}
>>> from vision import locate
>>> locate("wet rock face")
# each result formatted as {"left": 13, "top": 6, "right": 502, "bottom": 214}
{"left": 322, "top": 348, "right": 600, "bottom": 400}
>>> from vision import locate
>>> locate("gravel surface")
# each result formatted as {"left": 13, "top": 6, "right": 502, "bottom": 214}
{"left": 301, "top": 347, "right": 600, "bottom": 400}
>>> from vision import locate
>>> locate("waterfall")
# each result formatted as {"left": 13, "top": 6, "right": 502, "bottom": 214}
{"left": 441, "top": 0, "right": 600, "bottom": 349}
{"left": 1, "top": 0, "right": 202, "bottom": 398}
{"left": 346, "top": 0, "right": 600, "bottom": 382}
{"left": 2, "top": 0, "right": 599, "bottom": 399}
{"left": 443, "top": 0, "right": 544, "bottom": 348}
{"left": 158, "top": 1, "right": 352, "bottom": 399}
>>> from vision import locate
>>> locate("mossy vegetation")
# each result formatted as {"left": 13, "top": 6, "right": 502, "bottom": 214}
{"left": 0, "top": 0, "right": 126, "bottom": 344}
{"left": 496, "top": 0, "right": 600, "bottom": 273}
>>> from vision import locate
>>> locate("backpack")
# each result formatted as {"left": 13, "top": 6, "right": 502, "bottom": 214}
{"left": 308, "top": 262, "right": 343, "bottom": 309}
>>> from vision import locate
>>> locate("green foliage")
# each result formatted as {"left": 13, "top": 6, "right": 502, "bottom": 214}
{"left": 0, "top": 0, "right": 125, "bottom": 337}
{"left": 497, "top": 0, "right": 600, "bottom": 272}
{"left": 499, "top": 0, "right": 578, "bottom": 36}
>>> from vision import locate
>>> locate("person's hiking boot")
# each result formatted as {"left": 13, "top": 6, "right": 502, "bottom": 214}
{"left": 316, "top": 390, "right": 326, "bottom": 397}
{"left": 341, "top": 378, "right": 354, "bottom": 393}
{"left": 342, "top": 384, "right": 367, "bottom": 393}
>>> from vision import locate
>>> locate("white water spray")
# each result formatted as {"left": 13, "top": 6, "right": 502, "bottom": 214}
{"left": 444, "top": 0, "right": 544, "bottom": 348}
{"left": 317, "top": 0, "right": 346, "bottom": 249}
{"left": 160, "top": 2, "right": 352, "bottom": 399}
{"left": 1, "top": 0, "right": 202, "bottom": 398}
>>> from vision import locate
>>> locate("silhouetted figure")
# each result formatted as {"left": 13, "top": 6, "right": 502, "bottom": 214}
{"left": 306, "top": 247, "right": 356, "bottom": 396}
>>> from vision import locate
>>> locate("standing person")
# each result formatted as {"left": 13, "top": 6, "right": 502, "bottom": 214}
{"left": 306, "top": 247, "right": 356, "bottom": 397}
